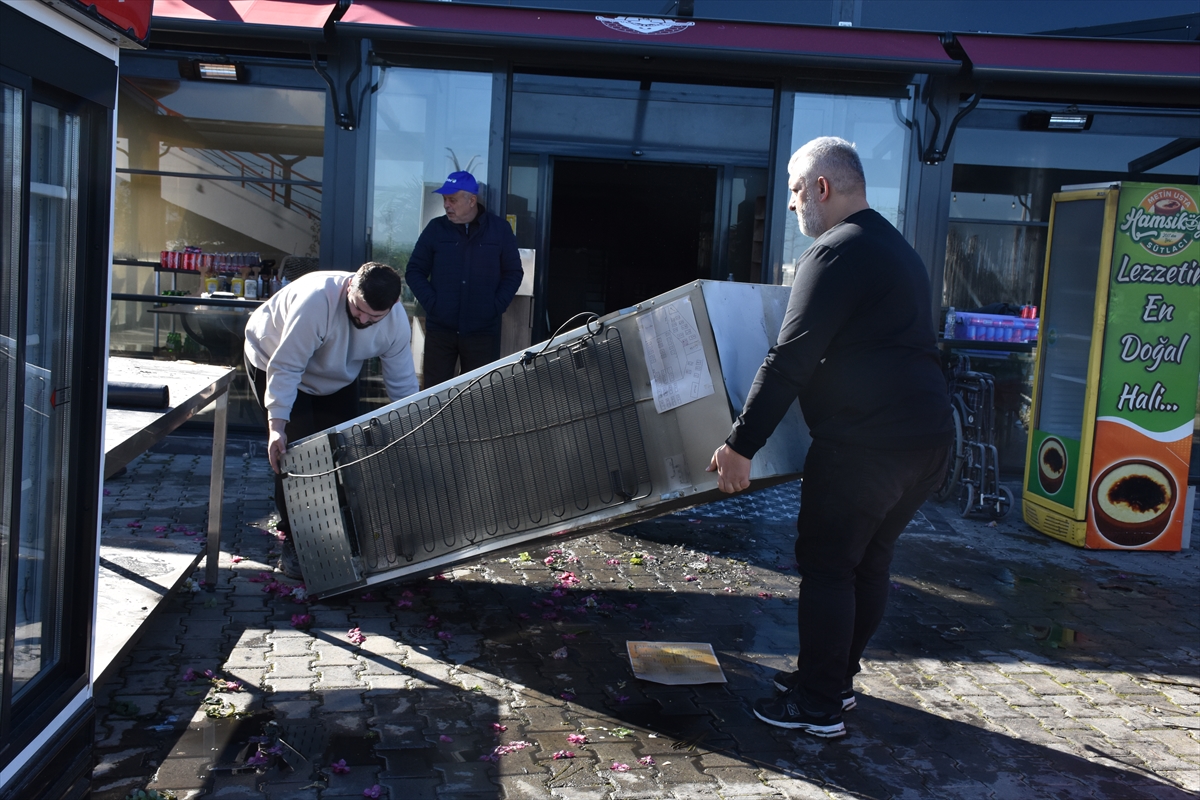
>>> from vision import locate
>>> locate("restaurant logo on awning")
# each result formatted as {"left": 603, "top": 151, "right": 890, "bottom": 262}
{"left": 596, "top": 16, "right": 695, "bottom": 35}
{"left": 1119, "top": 187, "right": 1200, "bottom": 257}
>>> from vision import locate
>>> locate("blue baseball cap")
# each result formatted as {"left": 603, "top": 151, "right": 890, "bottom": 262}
{"left": 433, "top": 171, "right": 479, "bottom": 195}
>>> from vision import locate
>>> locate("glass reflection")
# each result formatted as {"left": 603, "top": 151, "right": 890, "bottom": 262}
{"left": 782, "top": 93, "right": 912, "bottom": 285}
{"left": 15, "top": 102, "right": 79, "bottom": 693}
{"left": 371, "top": 67, "right": 492, "bottom": 273}
{"left": 0, "top": 83, "right": 23, "bottom": 697}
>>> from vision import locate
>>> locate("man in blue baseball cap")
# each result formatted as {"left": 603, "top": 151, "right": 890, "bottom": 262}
{"left": 405, "top": 170, "right": 523, "bottom": 387}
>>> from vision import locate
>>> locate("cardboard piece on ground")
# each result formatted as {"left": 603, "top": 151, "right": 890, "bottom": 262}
{"left": 626, "top": 641, "right": 727, "bottom": 685}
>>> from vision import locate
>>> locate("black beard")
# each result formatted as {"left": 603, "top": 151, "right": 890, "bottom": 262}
{"left": 346, "top": 298, "right": 374, "bottom": 329}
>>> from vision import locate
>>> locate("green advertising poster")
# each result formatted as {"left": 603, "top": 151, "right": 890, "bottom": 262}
{"left": 1087, "top": 182, "right": 1200, "bottom": 549}
{"left": 1026, "top": 430, "right": 1081, "bottom": 506}
{"left": 1099, "top": 183, "right": 1200, "bottom": 431}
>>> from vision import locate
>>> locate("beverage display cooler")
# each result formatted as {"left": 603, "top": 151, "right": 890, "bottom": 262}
{"left": 1023, "top": 181, "right": 1199, "bottom": 551}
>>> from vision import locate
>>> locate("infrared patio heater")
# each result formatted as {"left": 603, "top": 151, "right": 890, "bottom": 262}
{"left": 280, "top": 281, "right": 811, "bottom": 597}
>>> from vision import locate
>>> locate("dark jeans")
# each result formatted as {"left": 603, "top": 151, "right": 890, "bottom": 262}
{"left": 245, "top": 357, "right": 359, "bottom": 532}
{"left": 422, "top": 328, "right": 500, "bottom": 389}
{"left": 793, "top": 440, "right": 950, "bottom": 713}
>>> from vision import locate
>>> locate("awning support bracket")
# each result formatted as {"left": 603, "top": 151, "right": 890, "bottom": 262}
{"left": 920, "top": 89, "right": 980, "bottom": 165}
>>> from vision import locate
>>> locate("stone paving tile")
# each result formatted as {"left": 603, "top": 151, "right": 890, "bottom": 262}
{"left": 92, "top": 435, "right": 1200, "bottom": 799}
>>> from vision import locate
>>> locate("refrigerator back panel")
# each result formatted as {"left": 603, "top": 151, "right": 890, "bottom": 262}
{"left": 282, "top": 281, "right": 809, "bottom": 596}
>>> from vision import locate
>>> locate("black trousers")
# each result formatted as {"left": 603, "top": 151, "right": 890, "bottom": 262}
{"left": 245, "top": 357, "right": 359, "bottom": 532}
{"left": 422, "top": 328, "right": 500, "bottom": 389}
{"left": 793, "top": 440, "right": 950, "bottom": 713}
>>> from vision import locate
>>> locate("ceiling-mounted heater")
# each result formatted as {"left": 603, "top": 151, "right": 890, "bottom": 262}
{"left": 281, "top": 281, "right": 810, "bottom": 597}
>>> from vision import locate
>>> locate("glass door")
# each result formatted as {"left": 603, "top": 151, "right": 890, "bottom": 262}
{"left": 0, "top": 82, "right": 22, "bottom": 705}
{"left": 13, "top": 101, "right": 79, "bottom": 695}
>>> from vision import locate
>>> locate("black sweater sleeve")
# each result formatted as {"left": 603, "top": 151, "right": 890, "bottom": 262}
{"left": 726, "top": 243, "right": 856, "bottom": 458}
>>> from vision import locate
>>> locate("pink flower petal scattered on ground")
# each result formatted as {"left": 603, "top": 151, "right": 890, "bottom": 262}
{"left": 684, "top": 575, "right": 697, "bottom": 582}
{"left": 248, "top": 572, "right": 272, "bottom": 583}
{"left": 624, "top": 603, "right": 638, "bottom": 610}
{"left": 184, "top": 530, "right": 198, "bottom": 536}
{"left": 550, "top": 589, "right": 567, "bottom": 598}
{"left": 439, "top": 734, "right": 454, "bottom": 743}
{"left": 550, "top": 647, "right": 569, "bottom": 659}
{"left": 401, "top": 590, "right": 414, "bottom": 597}
{"left": 543, "top": 556, "right": 555, "bottom": 565}
{"left": 291, "top": 613, "right": 313, "bottom": 630}
{"left": 246, "top": 751, "right": 269, "bottom": 766}
{"left": 103, "top": 489, "right": 111, "bottom": 496}
{"left": 552, "top": 750, "right": 574, "bottom": 759}
{"left": 492, "top": 723, "right": 507, "bottom": 733}
{"left": 433, "top": 573, "right": 447, "bottom": 581}
{"left": 517, "top": 612, "right": 530, "bottom": 620}
{"left": 231, "top": 555, "right": 244, "bottom": 564}
{"left": 437, "top": 631, "right": 453, "bottom": 641}
{"left": 606, "top": 558, "right": 620, "bottom": 565}
{"left": 204, "top": 669, "right": 215, "bottom": 678}
{"left": 549, "top": 548, "right": 562, "bottom": 556}
{"left": 154, "top": 525, "right": 168, "bottom": 532}
{"left": 362, "top": 786, "right": 383, "bottom": 799}
{"left": 567, "top": 733, "right": 588, "bottom": 744}
{"left": 425, "top": 615, "right": 439, "bottom": 628}
{"left": 758, "top": 592, "right": 772, "bottom": 599}
{"left": 616, "top": 694, "right": 630, "bottom": 703}
{"left": 396, "top": 599, "right": 412, "bottom": 608}
{"left": 361, "top": 592, "right": 375, "bottom": 601}
{"left": 561, "top": 633, "right": 577, "bottom": 641}
{"left": 126, "top": 521, "right": 142, "bottom": 528}
{"left": 560, "top": 691, "right": 576, "bottom": 701}
{"left": 640, "top": 620, "right": 652, "bottom": 631}
{"left": 557, "top": 572, "right": 581, "bottom": 587}
{"left": 182, "top": 668, "right": 197, "bottom": 681}
{"left": 347, "top": 627, "right": 366, "bottom": 645}
{"left": 542, "top": 612, "right": 558, "bottom": 620}
{"left": 611, "top": 762, "right": 630, "bottom": 772}
{"left": 480, "top": 741, "right": 532, "bottom": 761}
{"left": 638, "top": 755, "right": 655, "bottom": 766}
{"left": 329, "top": 758, "right": 350, "bottom": 774}
{"left": 566, "top": 555, "right": 580, "bottom": 563}
{"left": 722, "top": 587, "right": 735, "bottom": 593}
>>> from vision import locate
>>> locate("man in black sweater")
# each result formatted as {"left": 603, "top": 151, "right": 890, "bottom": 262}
{"left": 708, "top": 136, "right": 952, "bottom": 738}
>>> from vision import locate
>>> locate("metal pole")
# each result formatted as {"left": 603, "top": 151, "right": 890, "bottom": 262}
{"left": 205, "top": 390, "right": 228, "bottom": 588}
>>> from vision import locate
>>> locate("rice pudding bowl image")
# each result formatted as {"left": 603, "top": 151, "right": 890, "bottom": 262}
{"left": 1036, "top": 437, "right": 1067, "bottom": 494}
{"left": 1090, "top": 460, "right": 1177, "bottom": 547}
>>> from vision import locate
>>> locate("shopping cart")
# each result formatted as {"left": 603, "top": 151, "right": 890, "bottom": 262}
{"left": 932, "top": 355, "right": 1013, "bottom": 519}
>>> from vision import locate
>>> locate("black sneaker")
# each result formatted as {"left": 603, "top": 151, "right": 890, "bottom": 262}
{"left": 771, "top": 670, "right": 856, "bottom": 711}
{"left": 753, "top": 693, "right": 846, "bottom": 738}
{"left": 276, "top": 538, "right": 303, "bottom": 580}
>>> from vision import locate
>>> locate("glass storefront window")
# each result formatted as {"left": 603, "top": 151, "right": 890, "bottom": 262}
{"left": 370, "top": 66, "right": 492, "bottom": 278}
{"left": 0, "top": 83, "right": 22, "bottom": 699}
{"left": 781, "top": 92, "right": 913, "bottom": 285}
{"left": 111, "top": 76, "right": 325, "bottom": 364}
{"left": 14, "top": 101, "right": 80, "bottom": 693}
{"left": 944, "top": 106, "right": 1200, "bottom": 310}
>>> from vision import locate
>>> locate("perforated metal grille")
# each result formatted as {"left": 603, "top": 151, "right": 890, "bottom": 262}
{"left": 335, "top": 327, "right": 649, "bottom": 575}
{"left": 283, "top": 434, "right": 361, "bottom": 595}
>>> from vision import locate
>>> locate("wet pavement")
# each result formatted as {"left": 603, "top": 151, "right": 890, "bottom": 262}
{"left": 93, "top": 432, "right": 1199, "bottom": 800}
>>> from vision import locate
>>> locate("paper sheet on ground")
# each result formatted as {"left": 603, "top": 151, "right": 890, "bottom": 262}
{"left": 626, "top": 641, "right": 727, "bottom": 685}
{"left": 636, "top": 297, "right": 714, "bottom": 414}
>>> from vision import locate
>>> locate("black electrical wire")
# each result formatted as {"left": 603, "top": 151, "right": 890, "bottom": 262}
{"left": 284, "top": 312, "right": 603, "bottom": 480}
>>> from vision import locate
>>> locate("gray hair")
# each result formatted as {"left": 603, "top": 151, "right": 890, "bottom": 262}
{"left": 789, "top": 136, "right": 866, "bottom": 194}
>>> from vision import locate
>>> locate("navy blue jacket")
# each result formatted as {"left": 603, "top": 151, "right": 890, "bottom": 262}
{"left": 405, "top": 208, "right": 523, "bottom": 337}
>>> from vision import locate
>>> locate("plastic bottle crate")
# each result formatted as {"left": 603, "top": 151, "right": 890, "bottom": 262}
{"left": 953, "top": 312, "right": 1038, "bottom": 343}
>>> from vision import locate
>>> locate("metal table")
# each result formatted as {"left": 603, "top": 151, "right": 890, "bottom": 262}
{"left": 105, "top": 357, "right": 236, "bottom": 587}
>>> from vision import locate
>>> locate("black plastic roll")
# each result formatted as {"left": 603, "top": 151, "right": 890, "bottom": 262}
{"left": 108, "top": 382, "right": 170, "bottom": 409}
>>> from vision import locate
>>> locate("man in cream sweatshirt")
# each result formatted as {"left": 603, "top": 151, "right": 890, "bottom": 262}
{"left": 244, "top": 262, "right": 419, "bottom": 553}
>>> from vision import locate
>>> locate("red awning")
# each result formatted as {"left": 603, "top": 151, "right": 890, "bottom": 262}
{"left": 956, "top": 34, "right": 1200, "bottom": 87}
{"left": 153, "top": 0, "right": 337, "bottom": 30}
{"left": 338, "top": 1, "right": 959, "bottom": 73}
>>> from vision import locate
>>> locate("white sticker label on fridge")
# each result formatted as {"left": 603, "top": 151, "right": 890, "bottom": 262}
{"left": 636, "top": 296, "right": 714, "bottom": 414}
